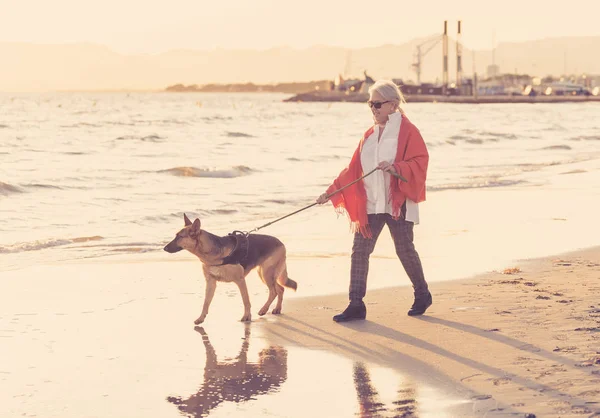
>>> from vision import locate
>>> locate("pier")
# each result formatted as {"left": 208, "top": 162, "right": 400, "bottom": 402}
{"left": 284, "top": 90, "right": 600, "bottom": 104}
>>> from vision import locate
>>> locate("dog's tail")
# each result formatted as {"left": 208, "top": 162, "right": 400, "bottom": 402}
{"left": 277, "top": 268, "right": 297, "bottom": 291}
{"left": 283, "top": 278, "right": 298, "bottom": 291}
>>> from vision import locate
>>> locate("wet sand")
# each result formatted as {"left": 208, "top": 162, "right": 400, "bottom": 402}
{"left": 1, "top": 246, "right": 599, "bottom": 417}
{"left": 260, "top": 246, "right": 600, "bottom": 417}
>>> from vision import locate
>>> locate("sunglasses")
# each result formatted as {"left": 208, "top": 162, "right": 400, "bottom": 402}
{"left": 367, "top": 100, "right": 391, "bottom": 109}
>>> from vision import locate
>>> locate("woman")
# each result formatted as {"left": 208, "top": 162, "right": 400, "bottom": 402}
{"left": 316, "top": 79, "right": 431, "bottom": 322}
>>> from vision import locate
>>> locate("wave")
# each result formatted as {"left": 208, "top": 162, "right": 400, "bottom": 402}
{"left": 175, "top": 209, "right": 238, "bottom": 218}
{"left": 319, "top": 155, "right": 344, "bottom": 161}
{"left": 539, "top": 145, "right": 572, "bottom": 150}
{"left": 428, "top": 179, "right": 527, "bottom": 192}
{"left": 159, "top": 165, "right": 254, "bottom": 178}
{"left": 479, "top": 131, "right": 518, "bottom": 140}
{"left": 447, "top": 131, "right": 518, "bottom": 145}
{"left": 201, "top": 116, "right": 233, "bottom": 122}
{"left": 446, "top": 136, "right": 486, "bottom": 145}
{"left": 0, "top": 182, "right": 23, "bottom": 195}
{"left": 24, "top": 183, "right": 63, "bottom": 190}
{"left": 466, "top": 155, "right": 591, "bottom": 174}
{"left": 115, "top": 134, "right": 165, "bottom": 142}
{"left": 103, "top": 121, "right": 136, "bottom": 127}
{"left": 77, "top": 242, "right": 158, "bottom": 254}
{"left": 560, "top": 169, "right": 587, "bottom": 175}
{"left": 209, "top": 209, "right": 238, "bottom": 215}
{"left": 225, "top": 131, "right": 255, "bottom": 138}
{"left": 448, "top": 135, "right": 470, "bottom": 141}
{"left": 109, "top": 247, "right": 157, "bottom": 253}
{"left": 261, "top": 196, "right": 316, "bottom": 208}
{"left": 71, "top": 240, "right": 153, "bottom": 248}
{"left": 570, "top": 135, "right": 600, "bottom": 141}
{"left": 141, "top": 134, "right": 164, "bottom": 142}
{"left": 0, "top": 236, "right": 104, "bottom": 254}
{"left": 150, "top": 119, "right": 189, "bottom": 125}
{"left": 71, "top": 236, "right": 104, "bottom": 243}
{"left": 515, "top": 155, "right": 592, "bottom": 169}
{"left": 287, "top": 155, "right": 344, "bottom": 163}
{"left": 144, "top": 208, "right": 240, "bottom": 224}
{"left": 109, "top": 119, "right": 189, "bottom": 126}
{"left": 61, "top": 122, "right": 103, "bottom": 128}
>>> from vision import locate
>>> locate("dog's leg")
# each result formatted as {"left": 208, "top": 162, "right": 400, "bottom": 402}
{"left": 272, "top": 261, "right": 294, "bottom": 314}
{"left": 195, "top": 277, "right": 217, "bottom": 325}
{"left": 258, "top": 287, "right": 277, "bottom": 316}
{"left": 272, "top": 283, "right": 285, "bottom": 314}
{"left": 235, "top": 279, "right": 252, "bottom": 322}
{"left": 257, "top": 266, "right": 278, "bottom": 316}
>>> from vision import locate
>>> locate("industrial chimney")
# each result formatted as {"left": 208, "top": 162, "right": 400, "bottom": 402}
{"left": 456, "top": 21, "right": 463, "bottom": 88}
{"left": 443, "top": 20, "right": 448, "bottom": 93}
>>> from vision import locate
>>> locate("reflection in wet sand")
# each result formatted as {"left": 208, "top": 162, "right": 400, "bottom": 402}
{"left": 354, "top": 362, "right": 418, "bottom": 417}
{"left": 354, "top": 362, "right": 386, "bottom": 416}
{"left": 167, "top": 326, "right": 287, "bottom": 417}
{"left": 164, "top": 324, "right": 469, "bottom": 417}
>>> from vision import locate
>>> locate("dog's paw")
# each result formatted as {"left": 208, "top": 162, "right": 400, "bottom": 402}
{"left": 272, "top": 307, "right": 282, "bottom": 315}
{"left": 194, "top": 316, "right": 205, "bottom": 325}
{"left": 258, "top": 308, "right": 268, "bottom": 316}
{"left": 240, "top": 314, "right": 252, "bottom": 322}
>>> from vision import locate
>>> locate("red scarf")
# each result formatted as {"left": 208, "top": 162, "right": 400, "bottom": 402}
{"left": 326, "top": 115, "right": 429, "bottom": 238}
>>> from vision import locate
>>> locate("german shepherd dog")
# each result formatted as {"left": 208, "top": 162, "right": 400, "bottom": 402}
{"left": 164, "top": 214, "right": 297, "bottom": 323}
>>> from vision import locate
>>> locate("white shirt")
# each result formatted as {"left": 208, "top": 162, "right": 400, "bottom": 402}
{"left": 360, "top": 112, "right": 420, "bottom": 224}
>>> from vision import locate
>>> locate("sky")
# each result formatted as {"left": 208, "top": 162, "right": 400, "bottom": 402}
{"left": 2, "top": 0, "right": 600, "bottom": 53}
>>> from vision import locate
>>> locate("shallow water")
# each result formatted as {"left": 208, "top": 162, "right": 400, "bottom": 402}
{"left": 2, "top": 93, "right": 600, "bottom": 273}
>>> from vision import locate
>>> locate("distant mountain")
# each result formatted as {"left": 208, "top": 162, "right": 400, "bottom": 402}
{"left": 1, "top": 37, "right": 599, "bottom": 92}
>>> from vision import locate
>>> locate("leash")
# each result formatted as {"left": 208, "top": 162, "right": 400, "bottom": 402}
{"left": 245, "top": 168, "right": 407, "bottom": 235}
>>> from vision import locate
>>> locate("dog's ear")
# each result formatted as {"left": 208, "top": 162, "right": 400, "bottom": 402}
{"left": 191, "top": 218, "right": 201, "bottom": 232}
{"left": 184, "top": 213, "right": 192, "bottom": 226}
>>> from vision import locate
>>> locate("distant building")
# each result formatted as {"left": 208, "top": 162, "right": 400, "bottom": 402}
{"left": 400, "top": 83, "right": 444, "bottom": 95}
{"left": 487, "top": 64, "right": 500, "bottom": 78}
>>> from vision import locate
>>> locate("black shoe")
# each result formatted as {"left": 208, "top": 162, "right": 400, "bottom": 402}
{"left": 407, "top": 292, "right": 432, "bottom": 316}
{"left": 333, "top": 301, "right": 366, "bottom": 322}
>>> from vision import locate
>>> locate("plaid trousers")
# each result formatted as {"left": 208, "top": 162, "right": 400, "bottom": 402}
{"left": 349, "top": 213, "right": 429, "bottom": 302}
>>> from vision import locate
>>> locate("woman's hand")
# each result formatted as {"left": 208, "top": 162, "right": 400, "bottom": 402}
{"left": 377, "top": 161, "right": 398, "bottom": 175}
{"left": 316, "top": 193, "right": 330, "bottom": 205}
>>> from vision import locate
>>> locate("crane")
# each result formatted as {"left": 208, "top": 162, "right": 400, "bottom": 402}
{"left": 411, "top": 35, "right": 442, "bottom": 85}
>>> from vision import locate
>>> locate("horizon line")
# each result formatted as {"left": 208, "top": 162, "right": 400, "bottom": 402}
{"left": 2, "top": 34, "right": 599, "bottom": 55}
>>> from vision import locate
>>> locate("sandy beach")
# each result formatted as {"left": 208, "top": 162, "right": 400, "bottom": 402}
{"left": 1, "top": 245, "right": 599, "bottom": 417}
{"left": 2, "top": 93, "right": 600, "bottom": 417}
{"left": 265, "top": 246, "right": 600, "bottom": 417}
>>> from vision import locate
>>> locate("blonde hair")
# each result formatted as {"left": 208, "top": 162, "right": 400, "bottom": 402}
{"left": 368, "top": 79, "right": 406, "bottom": 114}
